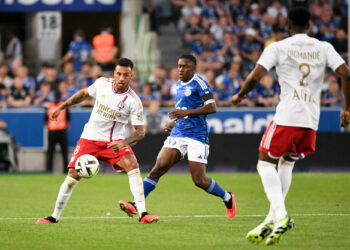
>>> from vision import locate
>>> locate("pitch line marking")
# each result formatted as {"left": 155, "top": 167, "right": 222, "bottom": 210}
{"left": 1, "top": 213, "right": 350, "bottom": 220}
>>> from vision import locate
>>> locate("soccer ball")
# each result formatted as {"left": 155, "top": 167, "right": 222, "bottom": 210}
{"left": 75, "top": 154, "right": 100, "bottom": 178}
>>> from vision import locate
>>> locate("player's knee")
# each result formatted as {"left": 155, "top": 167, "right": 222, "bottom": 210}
{"left": 192, "top": 176, "right": 207, "bottom": 189}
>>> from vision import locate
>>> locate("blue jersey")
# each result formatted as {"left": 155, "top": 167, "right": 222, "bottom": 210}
{"left": 171, "top": 74, "right": 213, "bottom": 144}
{"left": 68, "top": 39, "right": 92, "bottom": 71}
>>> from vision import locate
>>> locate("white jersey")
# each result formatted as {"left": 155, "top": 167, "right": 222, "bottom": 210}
{"left": 257, "top": 34, "right": 345, "bottom": 130}
{"left": 80, "top": 77, "right": 144, "bottom": 142}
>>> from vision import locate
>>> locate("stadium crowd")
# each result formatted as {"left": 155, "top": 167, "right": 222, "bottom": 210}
{"left": 0, "top": 0, "right": 347, "bottom": 110}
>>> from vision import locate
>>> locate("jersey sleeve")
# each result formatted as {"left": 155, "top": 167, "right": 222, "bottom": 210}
{"left": 325, "top": 42, "right": 345, "bottom": 72}
{"left": 257, "top": 42, "right": 278, "bottom": 71}
{"left": 129, "top": 97, "right": 145, "bottom": 126}
{"left": 87, "top": 77, "right": 104, "bottom": 98}
{"left": 196, "top": 78, "right": 215, "bottom": 105}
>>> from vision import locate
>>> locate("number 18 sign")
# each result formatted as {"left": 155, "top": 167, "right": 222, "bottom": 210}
{"left": 36, "top": 12, "right": 61, "bottom": 40}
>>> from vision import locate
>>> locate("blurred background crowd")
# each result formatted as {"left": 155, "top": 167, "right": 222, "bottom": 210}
{"left": 0, "top": 0, "right": 347, "bottom": 111}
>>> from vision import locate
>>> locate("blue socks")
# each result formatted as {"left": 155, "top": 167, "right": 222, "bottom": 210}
{"left": 143, "top": 176, "right": 158, "bottom": 198}
{"left": 206, "top": 178, "right": 227, "bottom": 199}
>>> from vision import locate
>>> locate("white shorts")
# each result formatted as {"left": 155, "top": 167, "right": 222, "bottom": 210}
{"left": 163, "top": 136, "right": 209, "bottom": 164}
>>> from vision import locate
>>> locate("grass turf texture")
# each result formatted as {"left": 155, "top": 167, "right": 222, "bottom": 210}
{"left": 0, "top": 173, "right": 350, "bottom": 249}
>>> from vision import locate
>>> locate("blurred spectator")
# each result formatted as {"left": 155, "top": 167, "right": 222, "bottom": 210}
{"left": 92, "top": 25, "right": 118, "bottom": 72}
{"left": 91, "top": 64, "right": 103, "bottom": 82}
{"left": 4, "top": 29, "right": 22, "bottom": 75}
{"left": 37, "top": 65, "right": 59, "bottom": 91}
{"left": 256, "top": 75, "right": 279, "bottom": 107}
{"left": 178, "top": 0, "right": 202, "bottom": 32}
{"left": 166, "top": 67, "right": 179, "bottom": 96}
{"left": 45, "top": 91, "right": 70, "bottom": 173}
{"left": 58, "top": 81, "right": 69, "bottom": 102}
{"left": 35, "top": 62, "right": 50, "bottom": 89}
{"left": 65, "top": 73, "right": 80, "bottom": 98}
{"left": 78, "top": 62, "right": 94, "bottom": 87}
{"left": 0, "top": 63, "right": 13, "bottom": 89}
{"left": 33, "top": 81, "right": 54, "bottom": 106}
{"left": 145, "top": 100, "right": 164, "bottom": 134}
{"left": 332, "top": 29, "right": 348, "bottom": 61}
{"left": 0, "top": 120, "right": 18, "bottom": 172}
{"left": 227, "top": 0, "right": 245, "bottom": 24}
{"left": 160, "top": 83, "right": 174, "bottom": 107}
{"left": 214, "top": 76, "right": 231, "bottom": 106}
{"left": 15, "top": 65, "right": 35, "bottom": 97}
{"left": 217, "top": 32, "right": 239, "bottom": 69}
{"left": 205, "top": 69, "right": 217, "bottom": 91}
{"left": 267, "top": 0, "right": 287, "bottom": 19}
{"left": 59, "top": 29, "right": 92, "bottom": 72}
{"left": 275, "top": 13, "right": 289, "bottom": 38}
{"left": 247, "top": 3, "right": 262, "bottom": 28}
{"left": 264, "top": 26, "right": 284, "bottom": 48}
{"left": 210, "top": 16, "right": 232, "bottom": 43}
{"left": 0, "top": 84, "right": 7, "bottom": 108}
{"left": 201, "top": 0, "right": 225, "bottom": 29}
{"left": 129, "top": 78, "right": 143, "bottom": 95}
{"left": 311, "top": 0, "right": 333, "bottom": 21}
{"left": 58, "top": 62, "right": 77, "bottom": 82}
{"left": 315, "top": 10, "right": 338, "bottom": 43}
{"left": 7, "top": 77, "right": 31, "bottom": 108}
{"left": 232, "top": 15, "right": 248, "bottom": 44}
{"left": 139, "top": 83, "right": 157, "bottom": 107}
{"left": 239, "top": 28, "right": 261, "bottom": 75}
{"left": 321, "top": 75, "right": 344, "bottom": 107}
{"left": 184, "top": 14, "right": 204, "bottom": 47}
{"left": 148, "top": 66, "right": 167, "bottom": 98}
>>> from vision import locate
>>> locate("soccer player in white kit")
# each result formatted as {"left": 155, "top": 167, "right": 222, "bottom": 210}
{"left": 36, "top": 58, "right": 158, "bottom": 224}
{"left": 231, "top": 7, "right": 350, "bottom": 245}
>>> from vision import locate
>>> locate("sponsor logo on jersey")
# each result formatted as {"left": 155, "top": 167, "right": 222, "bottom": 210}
{"left": 137, "top": 112, "right": 143, "bottom": 121}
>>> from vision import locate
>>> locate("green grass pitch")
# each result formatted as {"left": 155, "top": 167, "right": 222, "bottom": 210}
{"left": 1, "top": 173, "right": 350, "bottom": 249}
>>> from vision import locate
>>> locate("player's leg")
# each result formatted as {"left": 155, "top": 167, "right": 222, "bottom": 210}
{"left": 188, "top": 161, "right": 236, "bottom": 218}
{"left": 36, "top": 168, "right": 80, "bottom": 224}
{"left": 145, "top": 147, "right": 181, "bottom": 197}
{"left": 36, "top": 139, "right": 93, "bottom": 224}
{"left": 117, "top": 153, "right": 158, "bottom": 223}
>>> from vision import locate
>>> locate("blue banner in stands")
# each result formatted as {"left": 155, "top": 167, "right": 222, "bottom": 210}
{"left": 0, "top": 108, "right": 343, "bottom": 148}
{"left": 0, "top": 0, "right": 122, "bottom": 12}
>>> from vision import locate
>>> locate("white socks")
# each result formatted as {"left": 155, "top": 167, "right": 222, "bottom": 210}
{"left": 52, "top": 176, "right": 79, "bottom": 220}
{"left": 278, "top": 158, "right": 295, "bottom": 198}
{"left": 257, "top": 160, "right": 287, "bottom": 222}
{"left": 128, "top": 168, "right": 146, "bottom": 217}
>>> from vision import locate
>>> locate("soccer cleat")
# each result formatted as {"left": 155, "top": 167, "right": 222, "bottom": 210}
{"left": 265, "top": 216, "right": 295, "bottom": 246}
{"left": 36, "top": 216, "right": 58, "bottom": 224}
{"left": 246, "top": 221, "right": 274, "bottom": 243}
{"left": 119, "top": 200, "right": 137, "bottom": 218}
{"left": 139, "top": 212, "right": 158, "bottom": 224}
{"left": 224, "top": 192, "right": 237, "bottom": 218}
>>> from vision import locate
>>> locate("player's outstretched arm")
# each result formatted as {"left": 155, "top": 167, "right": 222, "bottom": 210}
{"left": 50, "top": 88, "right": 90, "bottom": 120}
{"left": 107, "top": 125, "right": 146, "bottom": 153}
{"left": 335, "top": 64, "right": 350, "bottom": 127}
{"left": 231, "top": 64, "right": 267, "bottom": 105}
{"left": 168, "top": 102, "right": 216, "bottom": 120}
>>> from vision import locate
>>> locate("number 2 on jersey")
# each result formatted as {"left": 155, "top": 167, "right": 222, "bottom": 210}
{"left": 299, "top": 63, "right": 310, "bottom": 86}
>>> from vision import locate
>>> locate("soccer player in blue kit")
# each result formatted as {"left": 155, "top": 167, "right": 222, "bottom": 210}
{"left": 119, "top": 55, "right": 237, "bottom": 219}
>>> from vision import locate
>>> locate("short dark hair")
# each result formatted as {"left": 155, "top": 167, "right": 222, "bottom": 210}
{"left": 179, "top": 54, "right": 197, "bottom": 65}
{"left": 288, "top": 7, "right": 310, "bottom": 29}
{"left": 116, "top": 58, "right": 134, "bottom": 69}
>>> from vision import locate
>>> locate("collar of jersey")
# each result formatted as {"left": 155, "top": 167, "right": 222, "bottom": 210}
{"left": 112, "top": 81, "right": 131, "bottom": 95}
{"left": 293, "top": 33, "right": 308, "bottom": 38}
{"left": 180, "top": 74, "right": 197, "bottom": 86}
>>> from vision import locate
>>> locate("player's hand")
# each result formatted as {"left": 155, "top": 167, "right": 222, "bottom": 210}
{"left": 168, "top": 109, "right": 189, "bottom": 120}
{"left": 50, "top": 108, "right": 62, "bottom": 121}
{"left": 231, "top": 94, "right": 245, "bottom": 105}
{"left": 107, "top": 140, "right": 126, "bottom": 153}
{"left": 164, "top": 121, "right": 176, "bottom": 132}
{"left": 340, "top": 109, "right": 350, "bottom": 127}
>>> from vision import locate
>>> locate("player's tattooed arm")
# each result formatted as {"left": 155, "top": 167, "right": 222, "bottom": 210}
{"left": 50, "top": 88, "right": 90, "bottom": 120}
{"left": 107, "top": 125, "right": 145, "bottom": 152}
{"left": 231, "top": 64, "right": 267, "bottom": 105}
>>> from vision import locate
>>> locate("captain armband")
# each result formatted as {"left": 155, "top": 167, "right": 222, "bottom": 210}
{"left": 202, "top": 93, "right": 215, "bottom": 106}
